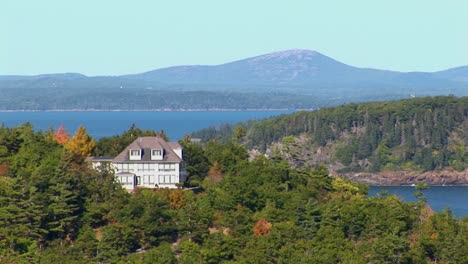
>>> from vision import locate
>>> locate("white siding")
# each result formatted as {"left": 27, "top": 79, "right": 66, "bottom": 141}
{"left": 112, "top": 161, "right": 181, "bottom": 189}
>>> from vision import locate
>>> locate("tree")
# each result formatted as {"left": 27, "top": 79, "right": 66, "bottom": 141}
{"left": 253, "top": 219, "right": 272, "bottom": 237}
{"left": 233, "top": 126, "right": 247, "bottom": 142}
{"left": 168, "top": 189, "right": 186, "bottom": 209}
{"left": 178, "top": 240, "right": 203, "bottom": 264}
{"left": 180, "top": 141, "right": 210, "bottom": 186}
{"left": 207, "top": 161, "right": 223, "bottom": 184}
{"left": 66, "top": 126, "right": 96, "bottom": 157}
{"left": 53, "top": 125, "right": 70, "bottom": 145}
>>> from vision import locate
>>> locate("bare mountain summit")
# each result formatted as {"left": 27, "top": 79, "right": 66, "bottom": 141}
{"left": 131, "top": 49, "right": 466, "bottom": 91}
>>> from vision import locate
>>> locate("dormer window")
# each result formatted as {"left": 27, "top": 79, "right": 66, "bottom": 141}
{"left": 151, "top": 149, "right": 163, "bottom": 160}
{"left": 129, "top": 149, "right": 141, "bottom": 160}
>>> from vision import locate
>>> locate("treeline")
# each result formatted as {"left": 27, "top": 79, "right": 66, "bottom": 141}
{"left": 2, "top": 73, "right": 461, "bottom": 111}
{"left": 193, "top": 96, "right": 468, "bottom": 172}
{"left": 0, "top": 86, "right": 322, "bottom": 110}
{"left": 0, "top": 124, "right": 466, "bottom": 263}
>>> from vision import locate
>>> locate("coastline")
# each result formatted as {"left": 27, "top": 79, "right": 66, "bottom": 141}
{"left": 0, "top": 108, "right": 300, "bottom": 112}
{"left": 366, "top": 184, "right": 468, "bottom": 187}
{"left": 338, "top": 169, "right": 468, "bottom": 186}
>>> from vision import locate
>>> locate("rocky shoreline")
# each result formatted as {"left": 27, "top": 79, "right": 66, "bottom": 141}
{"left": 337, "top": 169, "right": 468, "bottom": 186}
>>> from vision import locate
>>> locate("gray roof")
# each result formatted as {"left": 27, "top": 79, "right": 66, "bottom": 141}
{"left": 113, "top": 136, "right": 182, "bottom": 163}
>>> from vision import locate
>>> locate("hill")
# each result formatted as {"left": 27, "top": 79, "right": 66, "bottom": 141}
{"left": 132, "top": 49, "right": 467, "bottom": 91}
{"left": 0, "top": 123, "right": 466, "bottom": 262}
{"left": 1, "top": 50, "right": 467, "bottom": 110}
{"left": 192, "top": 96, "right": 468, "bottom": 184}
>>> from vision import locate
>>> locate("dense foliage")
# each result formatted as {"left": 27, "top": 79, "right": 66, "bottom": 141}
{"left": 0, "top": 124, "right": 466, "bottom": 263}
{"left": 0, "top": 84, "right": 326, "bottom": 110}
{"left": 193, "top": 96, "right": 468, "bottom": 173}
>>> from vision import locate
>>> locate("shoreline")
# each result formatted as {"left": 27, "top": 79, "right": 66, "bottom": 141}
{"left": 0, "top": 108, "right": 302, "bottom": 113}
{"left": 367, "top": 184, "right": 468, "bottom": 187}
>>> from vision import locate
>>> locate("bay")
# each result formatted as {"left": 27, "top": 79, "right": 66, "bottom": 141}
{"left": 0, "top": 110, "right": 293, "bottom": 140}
{"left": 369, "top": 186, "right": 468, "bottom": 217}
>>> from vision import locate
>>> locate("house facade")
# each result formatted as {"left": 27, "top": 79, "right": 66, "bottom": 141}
{"left": 89, "top": 136, "right": 184, "bottom": 190}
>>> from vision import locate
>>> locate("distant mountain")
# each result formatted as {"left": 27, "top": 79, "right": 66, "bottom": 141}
{"left": 0, "top": 49, "right": 467, "bottom": 110}
{"left": 433, "top": 66, "right": 468, "bottom": 82}
{"left": 128, "top": 49, "right": 467, "bottom": 91}
{"left": 132, "top": 49, "right": 362, "bottom": 85}
{"left": 0, "top": 73, "right": 87, "bottom": 81}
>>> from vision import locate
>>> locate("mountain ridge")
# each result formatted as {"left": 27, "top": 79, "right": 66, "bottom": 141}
{"left": 0, "top": 49, "right": 467, "bottom": 110}
{"left": 2, "top": 49, "right": 467, "bottom": 82}
{"left": 130, "top": 49, "right": 467, "bottom": 87}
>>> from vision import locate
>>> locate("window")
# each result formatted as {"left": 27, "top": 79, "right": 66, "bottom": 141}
{"left": 141, "top": 175, "right": 151, "bottom": 184}
{"left": 129, "top": 149, "right": 142, "bottom": 160}
{"left": 151, "top": 149, "right": 163, "bottom": 160}
{"left": 158, "top": 163, "right": 175, "bottom": 172}
{"left": 159, "top": 174, "right": 176, "bottom": 184}
{"left": 120, "top": 176, "right": 133, "bottom": 184}
{"left": 149, "top": 176, "right": 155, "bottom": 184}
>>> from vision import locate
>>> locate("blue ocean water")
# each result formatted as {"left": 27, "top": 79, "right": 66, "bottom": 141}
{"left": 0, "top": 110, "right": 293, "bottom": 140}
{"left": 369, "top": 186, "right": 468, "bottom": 217}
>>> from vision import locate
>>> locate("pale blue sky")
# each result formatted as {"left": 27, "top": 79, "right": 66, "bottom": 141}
{"left": 1, "top": 0, "right": 467, "bottom": 75}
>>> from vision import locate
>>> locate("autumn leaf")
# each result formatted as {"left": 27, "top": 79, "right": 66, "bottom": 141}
{"left": 54, "top": 124, "right": 70, "bottom": 144}
{"left": 253, "top": 219, "right": 272, "bottom": 237}
{"left": 65, "top": 126, "right": 96, "bottom": 156}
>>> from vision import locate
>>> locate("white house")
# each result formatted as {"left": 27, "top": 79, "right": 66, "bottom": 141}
{"left": 89, "top": 136, "right": 185, "bottom": 190}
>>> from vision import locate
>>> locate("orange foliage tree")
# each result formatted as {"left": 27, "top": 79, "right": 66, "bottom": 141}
{"left": 65, "top": 126, "right": 96, "bottom": 156}
{"left": 54, "top": 124, "right": 70, "bottom": 144}
{"left": 253, "top": 219, "right": 272, "bottom": 236}
{"left": 0, "top": 164, "right": 8, "bottom": 176}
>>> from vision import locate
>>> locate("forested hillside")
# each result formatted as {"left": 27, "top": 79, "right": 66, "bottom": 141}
{"left": 0, "top": 87, "right": 320, "bottom": 110}
{"left": 0, "top": 124, "right": 466, "bottom": 263}
{"left": 193, "top": 96, "right": 468, "bottom": 175}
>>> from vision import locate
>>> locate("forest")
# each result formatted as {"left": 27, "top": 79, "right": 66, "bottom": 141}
{"left": 193, "top": 96, "right": 468, "bottom": 173}
{"left": 0, "top": 123, "right": 466, "bottom": 263}
{"left": 0, "top": 86, "right": 323, "bottom": 111}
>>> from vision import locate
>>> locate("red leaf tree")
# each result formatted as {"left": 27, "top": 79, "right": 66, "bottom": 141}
{"left": 54, "top": 125, "right": 70, "bottom": 144}
{"left": 253, "top": 219, "right": 272, "bottom": 236}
